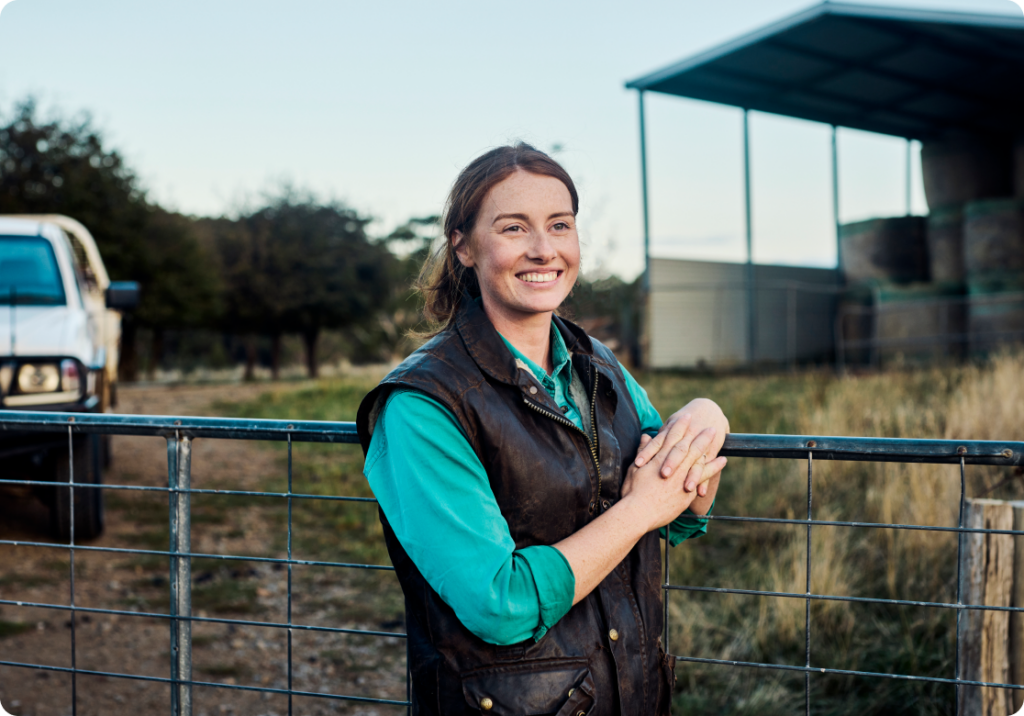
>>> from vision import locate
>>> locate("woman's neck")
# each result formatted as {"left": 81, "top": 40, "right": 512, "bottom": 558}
{"left": 480, "top": 298, "right": 554, "bottom": 374}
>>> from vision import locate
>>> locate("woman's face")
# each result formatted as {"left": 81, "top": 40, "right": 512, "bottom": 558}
{"left": 454, "top": 170, "right": 580, "bottom": 322}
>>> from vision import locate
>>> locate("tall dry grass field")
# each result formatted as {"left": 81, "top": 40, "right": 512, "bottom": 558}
{"left": 647, "top": 352, "right": 1024, "bottom": 715}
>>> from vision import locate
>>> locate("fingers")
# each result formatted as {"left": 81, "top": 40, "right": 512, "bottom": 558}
{"left": 659, "top": 423, "right": 714, "bottom": 478}
{"left": 686, "top": 456, "right": 727, "bottom": 494}
{"left": 674, "top": 427, "right": 716, "bottom": 487}
{"left": 634, "top": 413, "right": 691, "bottom": 467}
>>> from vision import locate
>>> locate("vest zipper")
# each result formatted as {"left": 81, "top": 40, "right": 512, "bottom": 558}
{"left": 521, "top": 371, "right": 605, "bottom": 513}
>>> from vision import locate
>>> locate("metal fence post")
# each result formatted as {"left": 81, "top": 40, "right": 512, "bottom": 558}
{"left": 168, "top": 432, "right": 193, "bottom": 716}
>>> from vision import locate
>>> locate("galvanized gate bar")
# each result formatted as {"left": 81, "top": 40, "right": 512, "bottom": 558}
{"left": 4, "top": 411, "right": 1022, "bottom": 463}
{"left": 67, "top": 427, "right": 78, "bottom": 716}
{"left": 168, "top": 433, "right": 192, "bottom": 716}
{"left": 805, "top": 453, "right": 812, "bottom": 715}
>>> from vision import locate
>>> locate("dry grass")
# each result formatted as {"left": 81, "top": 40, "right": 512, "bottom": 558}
{"left": 657, "top": 352, "right": 1024, "bottom": 715}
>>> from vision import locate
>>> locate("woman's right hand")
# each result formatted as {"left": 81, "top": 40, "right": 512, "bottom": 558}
{"left": 620, "top": 429, "right": 726, "bottom": 533}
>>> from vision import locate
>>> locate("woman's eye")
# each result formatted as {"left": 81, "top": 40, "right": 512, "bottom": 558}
{"left": 503, "top": 225, "right": 523, "bottom": 233}
{"left": 552, "top": 222, "right": 570, "bottom": 231}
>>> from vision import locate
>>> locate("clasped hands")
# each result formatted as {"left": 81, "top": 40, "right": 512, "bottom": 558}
{"left": 620, "top": 398, "right": 730, "bottom": 533}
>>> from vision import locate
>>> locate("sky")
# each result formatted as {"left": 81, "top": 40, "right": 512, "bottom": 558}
{"left": 0, "top": 0, "right": 1019, "bottom": 280}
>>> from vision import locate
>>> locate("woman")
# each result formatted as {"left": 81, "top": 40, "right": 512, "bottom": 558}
{"left": 357, "top": 143, "right": 729, "bottom": 715}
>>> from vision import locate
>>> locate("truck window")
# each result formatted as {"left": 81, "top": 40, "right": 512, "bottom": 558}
{"left": 0, "top": 236, "right": 67, "bottom": 306}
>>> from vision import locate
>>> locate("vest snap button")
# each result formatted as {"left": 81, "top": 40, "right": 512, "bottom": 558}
{"left": 528, "top": 386, "right": 538, "bottom": 395}
{"left": 601, "top": 499, "right": 611, "bottom": 510}
{"left": 588, "top": 502, "right": 596, "bottom": 514}
{"left": 560, "top": 405, "right": 569, "bottom": 413}
{"left": 480, "top": 697, "right": 493, "bottom": 710}
{"left": 609, "top": 628, "right": 619, "bottom": 641}
{"left": 568, "top": 688, "right": 575, "bottom": 697}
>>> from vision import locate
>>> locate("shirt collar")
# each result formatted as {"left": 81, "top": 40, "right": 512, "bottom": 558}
{"left": 498, "top": 322, "right": 572, "bottom": 386}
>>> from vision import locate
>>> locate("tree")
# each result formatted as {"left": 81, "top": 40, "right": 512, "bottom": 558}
{"left": 0, "top": 98, "right": 222, "bottom": 380}
{"left": 225, "top": 191, "right": 397, "bottom": 377}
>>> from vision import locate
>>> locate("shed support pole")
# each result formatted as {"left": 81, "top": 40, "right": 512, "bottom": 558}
{"left": 639, "top": 90, "right": 651, "bottom": 295}
{"left": 832, "top": 125, "right": 844, "bottom": 370}
{"left": 744, "top": 109, "right": 755, "bottom": 364}
{"left": 906, "top": 139, "right": 912, "bottom": 216}
{"left": 832, "top": 125, "right": 841, "bottom": 273}
{"left": 637, "top": 90, "right": 651, "bottom": 368}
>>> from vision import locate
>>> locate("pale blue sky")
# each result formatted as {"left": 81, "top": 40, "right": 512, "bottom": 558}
{"left": 0, "top": 0, "right": 1018, "bottom": 279}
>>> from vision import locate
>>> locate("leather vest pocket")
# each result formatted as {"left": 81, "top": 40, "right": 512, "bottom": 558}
{"left": 460, "top": 658, "right": 596, "bottom": 715}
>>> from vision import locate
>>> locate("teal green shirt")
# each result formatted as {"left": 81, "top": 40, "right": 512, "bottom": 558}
{"left": 363, "top": 324, "right": 710, "bottom": 646}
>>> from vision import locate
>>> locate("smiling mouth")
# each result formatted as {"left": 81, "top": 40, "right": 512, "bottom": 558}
{"left": 518, "top": 270, "right": 562, "bottom": 284}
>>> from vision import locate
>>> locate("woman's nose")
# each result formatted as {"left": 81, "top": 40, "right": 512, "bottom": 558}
{"left": 526, "top": 232, "right": 557, "bottom": 262}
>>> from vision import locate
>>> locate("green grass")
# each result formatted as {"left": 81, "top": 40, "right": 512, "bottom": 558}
{"left": 214, "top": 377, "right": 392, "bottom": 568}
{"left": 210, "top": 359, "right": 1024, "bottom": 715}
{"left": 0, "top": 620, "right": 32, "bottom": 638}
{"left": 197, "top": 662, "right": 251, "bottom": 679}
{"left": 191, "top": 577, "right": 261, "bottom": 615}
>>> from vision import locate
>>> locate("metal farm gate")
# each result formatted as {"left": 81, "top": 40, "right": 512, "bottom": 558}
{"left": 0, "top": 410, "right": 1022, "bottom": 715}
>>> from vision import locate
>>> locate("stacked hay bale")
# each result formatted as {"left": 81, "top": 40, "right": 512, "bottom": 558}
{"left": 963, "top": 199, "right": 1024, "bottom": 354}
{"left": 838, "top": 215, "right": 944, "bottom": 365}
{"left": 838, "top": 136, "right": 1024, "bottom": 365}
{"left": 924, "top": 137, "right": 1022, "bottom": 357}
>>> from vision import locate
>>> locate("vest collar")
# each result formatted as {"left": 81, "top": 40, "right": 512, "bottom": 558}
{"left": 454, "top": 295, "right": 595, "bottom": 388}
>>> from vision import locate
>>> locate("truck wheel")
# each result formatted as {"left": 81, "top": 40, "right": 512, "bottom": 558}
{"left": 50, "top": 435, "right": 105, "bottom": 541}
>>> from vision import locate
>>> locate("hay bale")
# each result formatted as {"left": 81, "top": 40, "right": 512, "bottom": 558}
{"left": 964, "top": 199, "right": 1024, "bottom": 277}
{"left": 926, "top": 206, "right": 965, "bottom": 284}
{"left": 839, "top": 216, "right": 928, "bottom": 286}
{"left": 922, "top": 139, "right": 1012, "bottom": 211}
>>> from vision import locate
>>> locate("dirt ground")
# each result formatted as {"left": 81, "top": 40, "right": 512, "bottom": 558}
{"left": 0, "top": 383, "right": 407, "bottom": 716}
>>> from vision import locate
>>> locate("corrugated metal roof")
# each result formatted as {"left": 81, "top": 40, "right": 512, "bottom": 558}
{"left": 625, "top": 3, "right": 1024, "bottom": 140}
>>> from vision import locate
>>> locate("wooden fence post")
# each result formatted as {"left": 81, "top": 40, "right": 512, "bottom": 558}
{"left": 959, "top": 498, "right": 1015, "bottom": 716}
{"left": 1012, "top": 501, "right": 1024, "bottom": 712}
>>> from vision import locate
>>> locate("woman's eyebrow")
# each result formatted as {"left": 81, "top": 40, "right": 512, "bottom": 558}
{"left": 491, "top": 212, "right": 529, "bottom": 224}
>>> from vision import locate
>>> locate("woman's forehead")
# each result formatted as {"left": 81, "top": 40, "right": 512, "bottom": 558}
{"left": 480, "top": 171, "right": 574, "bottom": 218}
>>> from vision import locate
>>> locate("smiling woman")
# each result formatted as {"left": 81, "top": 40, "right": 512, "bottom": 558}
{"left": 356, "top": 143, "right": 730, "bottom": 715}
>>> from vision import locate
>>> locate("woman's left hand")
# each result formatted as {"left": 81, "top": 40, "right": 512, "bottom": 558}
{"left": 633, "top": 398, "right": 730, "bottom": 497}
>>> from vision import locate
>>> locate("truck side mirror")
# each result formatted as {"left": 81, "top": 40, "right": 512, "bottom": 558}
{"left": 106, "top": 281, "right": 140, "bottom": 310}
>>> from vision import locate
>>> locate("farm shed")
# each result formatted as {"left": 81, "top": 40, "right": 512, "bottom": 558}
{"left": 627, "top": 2, "right": 1024, "bottom": 368}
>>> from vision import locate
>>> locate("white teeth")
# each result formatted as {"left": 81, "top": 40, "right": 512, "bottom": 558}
{"left": 519, "top": 272, "right": 558, "bottom": 283}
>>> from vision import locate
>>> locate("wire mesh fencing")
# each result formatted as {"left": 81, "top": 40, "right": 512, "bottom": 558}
{"left": 0, "top": 410, "right": 1022, "bottom": 715}
{"left": 0, "top": 411, "right": 407, "bottom": 716}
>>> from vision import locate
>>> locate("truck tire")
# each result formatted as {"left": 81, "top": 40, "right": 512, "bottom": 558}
{"left": 50, "top": 435, "right": 105, "bottom": 541}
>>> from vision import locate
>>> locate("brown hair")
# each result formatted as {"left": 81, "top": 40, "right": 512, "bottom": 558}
{"left": 415, "top": 142, "right": 579, "bottom": 334}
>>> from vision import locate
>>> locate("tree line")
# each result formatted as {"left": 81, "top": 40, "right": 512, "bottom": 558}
{"left": 0, "top": 99, "right": 434, "bottom": 379}
{"left": 0, "top": 99, "right": 638, "bottom": 380}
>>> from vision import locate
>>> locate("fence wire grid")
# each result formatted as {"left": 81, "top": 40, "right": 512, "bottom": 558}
{"left": 0, "top": 410, "right": 1022, "bottom": 716}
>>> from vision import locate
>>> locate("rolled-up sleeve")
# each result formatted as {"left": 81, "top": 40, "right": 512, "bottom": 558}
{"left": 363, "top": 390, "right": 575, "bottom": 645}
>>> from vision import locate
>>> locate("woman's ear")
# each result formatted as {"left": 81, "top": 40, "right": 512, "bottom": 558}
{"left": 452, "top": 230, "right": 475, "bottom": 268}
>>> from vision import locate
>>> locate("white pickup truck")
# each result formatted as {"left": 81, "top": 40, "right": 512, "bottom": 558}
{"left": 0, "top": 214, "right": 138, "bottom": 540}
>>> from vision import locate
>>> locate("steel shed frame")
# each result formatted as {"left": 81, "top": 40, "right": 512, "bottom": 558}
{"left": 625, "top": 2, "right": 1024, "bottom": 365}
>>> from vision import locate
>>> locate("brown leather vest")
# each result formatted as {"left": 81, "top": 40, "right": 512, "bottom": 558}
{"left": 357, "top": 299, "right": 675, "bottom": 716}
